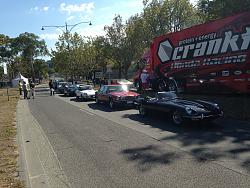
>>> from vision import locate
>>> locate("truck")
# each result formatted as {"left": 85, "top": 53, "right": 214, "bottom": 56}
{"left": 134, "top": 12, "right": 250, "bottom": 94}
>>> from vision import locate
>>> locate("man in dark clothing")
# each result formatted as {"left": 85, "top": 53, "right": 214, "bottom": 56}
{"left": 22, "top": 81, "right": 28, "bottom": 99}
{"left": 29, "top": 81, "right": 35, "bottom": 99}
{"left": 49, "top": 80, "right": 54, "bottom": 96}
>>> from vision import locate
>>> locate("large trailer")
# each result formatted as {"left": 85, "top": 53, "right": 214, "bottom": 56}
{"left": 134, "top": 12, "right": 250, "bottom": 94}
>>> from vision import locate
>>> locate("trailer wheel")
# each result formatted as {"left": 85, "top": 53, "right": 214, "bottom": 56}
{"left": 158, "top": 80, "right": 167, "bottom": 91}
{"left": 168, "top": 79, "right": 177, "bottom": 92}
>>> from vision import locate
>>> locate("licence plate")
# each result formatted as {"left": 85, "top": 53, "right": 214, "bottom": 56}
{"left": 127, "top": 101, "right": 133, "bottom": 104}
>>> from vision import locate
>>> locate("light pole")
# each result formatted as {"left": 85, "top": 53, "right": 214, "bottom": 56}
{"left": 41, "top": 21, "right": 92, "bottom": 83}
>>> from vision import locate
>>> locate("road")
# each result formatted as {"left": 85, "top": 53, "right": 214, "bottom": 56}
{"left": 27, "top": 86, "right": 250, "bottom": 188}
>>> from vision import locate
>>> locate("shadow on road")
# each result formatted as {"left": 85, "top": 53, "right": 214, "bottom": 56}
{"left": 120, "top": 145, "right": 180, "bottom": 172}
{"left": 88, "top": 103, "right": 134, "bottom": 112}
{"left": 70, "top": 98, "right": 95, "bottom": 102}
{"left": 123, "top": 112, "right": 220, "bottom": 133}
{"left": 121, "top": 112, "right": 250, "bottom": 173}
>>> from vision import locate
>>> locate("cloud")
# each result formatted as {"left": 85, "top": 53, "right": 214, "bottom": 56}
{"left": 66, "top": 16, "right": 75, "bottom": 21}
{"left": 100, "top": 6, "right": 111, "bottom": 11}
{"left": 59, "top": 2, "right": 95, "bottom": 15}
{"left": 123, "top": 1, "right": 143, "bottom": 8}
{"left": 43, "top": 6, "right": 49, "bottom": 11}
{"left": 77, "top": 24, "right": 106, "bottom": 38}
{"left": 30, "top": 6, "right": 50, "bottom": 13}
{"left": 39, "top": 33, "right": 60, "bottom": 41}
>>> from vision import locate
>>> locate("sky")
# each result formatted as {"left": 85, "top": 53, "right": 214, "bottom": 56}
{"left": 0, "top": 0, "right": 197, "bottom": 56}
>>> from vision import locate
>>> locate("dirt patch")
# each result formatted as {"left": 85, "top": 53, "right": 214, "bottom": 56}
{"left": 0, "top": 88, "right": 24, "bottom": 188}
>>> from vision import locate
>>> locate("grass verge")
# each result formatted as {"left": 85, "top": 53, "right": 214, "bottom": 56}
{"left": 0, "top": 88, "right": 24, "bottom": 188}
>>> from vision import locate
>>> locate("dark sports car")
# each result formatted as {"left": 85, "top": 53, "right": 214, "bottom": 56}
{"left": 135, "top": 92, "right": 223, "bottom": 125}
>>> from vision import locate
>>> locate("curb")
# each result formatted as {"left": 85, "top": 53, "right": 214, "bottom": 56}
{"left": 17, "top": 100, "right": 71, "bottom": 188}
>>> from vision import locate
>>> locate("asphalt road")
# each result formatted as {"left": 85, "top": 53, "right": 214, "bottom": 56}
{"left": 28, "top": 86, "right": 250, "bottom": 188}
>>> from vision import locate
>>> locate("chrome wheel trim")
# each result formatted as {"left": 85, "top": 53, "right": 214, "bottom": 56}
{"left": 109, "top": 99, "right": 114, "bottom": 108}
{"left": 158, "top": 80, "right": 167, "bottom": 91}
{"left": 172, "top": 111, "right": 183, "bottom": 125}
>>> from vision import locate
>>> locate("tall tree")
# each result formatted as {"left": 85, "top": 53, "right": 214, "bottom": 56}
{"left": 11, "top": 32, "right": 48, "bottom": 80}
{"left": 197, "top": 0, "right": 250, "bottom": 22}
{"left": 104, "top": 15, "right": 125, "bottom": 78}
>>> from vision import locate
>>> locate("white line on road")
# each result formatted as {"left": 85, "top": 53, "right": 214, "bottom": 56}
{"left": 80, "top": 108, "right": 94, "bottom": 116}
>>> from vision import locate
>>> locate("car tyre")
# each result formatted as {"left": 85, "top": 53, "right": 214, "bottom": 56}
{"left": 95, "top": 96, "right": 100, "bottom": 104}
{"left": 109, "top": 98, "right": 114, "bottom": 109}
{"left": 139, "top": 104, "right": 147, "bottom": 116}
{"left": 172, "top": 111, "right": 183, "bottom": 125}
{"left": 158, "top": 79, "right": 167, "bottom": 91}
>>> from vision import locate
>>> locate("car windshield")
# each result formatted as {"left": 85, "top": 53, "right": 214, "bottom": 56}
{"left": 107, "top": 85, "right": 132, "bottom": 92}
{"left": 156, "top": 92, "right": 178, "bottom": 100}
{"left": 79, "top": 85, "right": 93, "bottom": 91}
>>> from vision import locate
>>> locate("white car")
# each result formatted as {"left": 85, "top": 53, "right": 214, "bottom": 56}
{"left": 75, "top": 85, "right": 96, "bottom": 100}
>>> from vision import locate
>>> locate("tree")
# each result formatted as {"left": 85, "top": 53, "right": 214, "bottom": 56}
{"left": 11, "top": 32, "right": 48, "bottom": 80}
{"left": 197, "top": 0, "right": 250, "bottom": 22}
{"left": 104, "top": 15, "right": 125, "bottom": 78}
{"left": 33, "top": 59, "right": 48, "bottom": 80}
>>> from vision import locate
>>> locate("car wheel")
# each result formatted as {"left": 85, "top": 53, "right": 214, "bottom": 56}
{"left": 95, "top": 96, "right": 100, "bottom": 104}
{"left": 168, "top": 79, "right": 177, "bottom": 92}
{"left": 139, "top": 104, "right": 147, "bottom": 116}
{"left": 109, "top": 98, "right": 114, "bottom": 109}
{"left": 172, "top": 111, "right": 183, "bottom": 125}
{"left": 158, "top": 80, "right": 167, "bottom": 91}
{"left": 81, "top": 94, "right": 84, "bottom": 101}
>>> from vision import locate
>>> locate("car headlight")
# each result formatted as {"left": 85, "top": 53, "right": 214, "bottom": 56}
{"left": 214, "top": 103, "right": 220, "bottom": 109}
{"left": 116, "top": 96, "right": 121, "bottom": 100}
{"left": 185, "top": 107, "right": 197, "bottom": 115}
{"left": 83, "top": 93, "right": 87, "bottom": 96}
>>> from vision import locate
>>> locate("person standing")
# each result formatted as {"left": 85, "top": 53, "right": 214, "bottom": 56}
{"left": 49, "top": 80, "right": 54, "bottom": 96}
{"left": 22, "top": 81, "right": 28, "bottom": 99}
{"left": 140, "top": 69, "right": 149, "bottom": 92}
{"left": 29, "top": 81, "right": 35, "bottom": 99}
{"left": 18, "top": 80, "right": 22, "bottom": 95}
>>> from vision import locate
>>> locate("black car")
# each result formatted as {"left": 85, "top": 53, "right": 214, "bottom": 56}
{"left": 57, "top": 82, "right": 68, "bottom": 94}
{"left": 64, "top": 84, "right": 77, "bottom": 96}
{"left": 135, "top": 92, "right": 223, "bottom": 125}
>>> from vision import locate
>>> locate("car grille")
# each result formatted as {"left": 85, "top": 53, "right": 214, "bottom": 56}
{"left": 125, "top": 96, "right": 135, "bottom": 101}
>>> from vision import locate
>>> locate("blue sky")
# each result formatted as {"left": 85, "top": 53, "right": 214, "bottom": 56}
{"left": 0, "top": 0, "right": 197, "bottom": 53}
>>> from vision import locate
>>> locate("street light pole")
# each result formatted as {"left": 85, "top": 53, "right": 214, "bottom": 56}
{"left": 41, "top": 21, "right": 92, "bottom": 83}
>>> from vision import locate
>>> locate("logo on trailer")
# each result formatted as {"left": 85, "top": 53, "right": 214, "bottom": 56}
{"left": 157, "top": 40, "right": 173, "bottom": 62}
{"left": 157, "top": 26, "right": 250, "bottom": 64}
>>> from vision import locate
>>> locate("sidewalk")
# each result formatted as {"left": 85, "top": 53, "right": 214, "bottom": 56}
{"left": 17, "top": 99, "right": 71, "bottom": 188}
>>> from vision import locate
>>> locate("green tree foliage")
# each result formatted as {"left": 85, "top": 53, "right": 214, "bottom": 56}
{"left": 197, "top": 0, "right": 250, "bottom": 22}
{"left": 104, "top": 15, "right": 125, "bottom": 78}
{"left": 0, "top": 32, "right": 48, "bottom": 80}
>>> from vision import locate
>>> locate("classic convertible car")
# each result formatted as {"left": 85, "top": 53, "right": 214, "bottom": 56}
{"left": 135, "top": 92, "right": 223, "bottom": 125}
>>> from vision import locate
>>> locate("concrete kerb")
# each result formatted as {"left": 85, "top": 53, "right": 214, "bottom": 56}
{"left": 17, "top": 99, "right": 72, "bottom": 188}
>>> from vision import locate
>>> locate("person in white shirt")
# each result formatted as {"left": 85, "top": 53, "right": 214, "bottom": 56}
{"left": 140, "top": 70, "right": 149, "bottom": 91}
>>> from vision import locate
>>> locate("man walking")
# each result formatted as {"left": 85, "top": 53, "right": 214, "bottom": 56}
{"left": 49, "top": 80, "right": 54, "bottom": 96}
